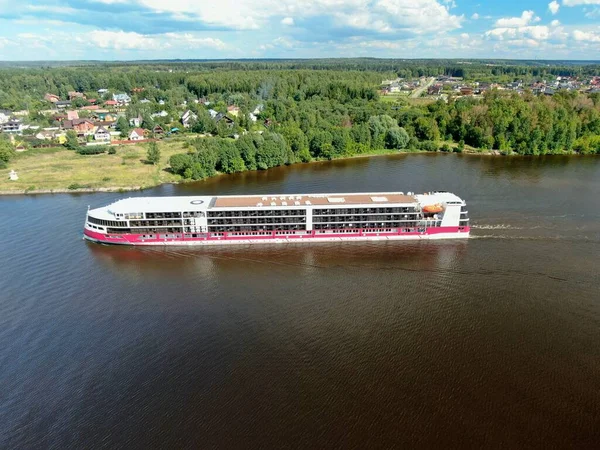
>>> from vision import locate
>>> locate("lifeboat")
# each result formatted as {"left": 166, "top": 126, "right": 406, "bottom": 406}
{"left": 423, "top": 204, "right": 443, "bottom": 214}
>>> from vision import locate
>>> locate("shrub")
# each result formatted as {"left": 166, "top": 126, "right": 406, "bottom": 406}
{"left": 418, "top": 140, "right": 438, "bottom": 152}
{"left": 108, "top": 147, "right": 116, "bottom": 155}
{"left": 440, "top": 143, "right": 452, "bottom": 152}
{"left": 76, "top": 146, "right": 106, "bottom": 155}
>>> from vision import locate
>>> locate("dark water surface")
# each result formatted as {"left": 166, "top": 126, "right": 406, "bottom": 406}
{"left": 1, "top": 154, "right": 599, "bottom": 448}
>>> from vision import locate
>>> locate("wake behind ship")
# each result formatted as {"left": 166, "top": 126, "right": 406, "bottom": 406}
{"left": 83, "top": 191, "right": 470, "bottom": 246}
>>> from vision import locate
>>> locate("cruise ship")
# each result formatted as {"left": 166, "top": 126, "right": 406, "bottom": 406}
{"left": 83, "top": 191, "right": 470, "bottom": 246}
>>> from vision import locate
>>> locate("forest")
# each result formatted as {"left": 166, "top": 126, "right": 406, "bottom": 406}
{"left": 1, "top": 60, "right": 599, "bottom": 178}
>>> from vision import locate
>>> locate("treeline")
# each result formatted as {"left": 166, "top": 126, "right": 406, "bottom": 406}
{"left": 170, "top": 115, "right": 413, "bottom": 180}
{"left": 398, "top": 90, "right": 600, "bottom": 154}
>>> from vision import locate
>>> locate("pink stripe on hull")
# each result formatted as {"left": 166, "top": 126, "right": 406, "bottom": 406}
{"left": 84, "top": 226, "right": 470, "bottom": 246}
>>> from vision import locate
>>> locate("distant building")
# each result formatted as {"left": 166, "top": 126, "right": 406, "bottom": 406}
{"left": 2, "top": 119, "right": 24, "bottom": 134}
{"left": 128, "top": 128, "right": 146, "bottom": 141}
{"left": 129, "top": 115, "right": 143, "bottom": 127}
{"left": 44, "top": 93, "right": 60, "bottom": 103}
{"left": 112, "top": 93, "right": 131, "bottom": 105}
{"left": 0, "top": 110, "right": 11, "bottom": 124}
{"left": 68, "top": 91, "right": 86, "bottom": 100}
{"left": 181, "top": 110, "right": 198, "bottom": 128}
{"left": 227, "top": 105, "right": 240, "bottom": 117}
{"left": 94, "top": 126, "right": 111, "bottom": 142}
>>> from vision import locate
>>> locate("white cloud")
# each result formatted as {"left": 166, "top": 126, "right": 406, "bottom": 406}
{"left": 495, "top": 11, "right": 539, "bottom": 27}
{"left": 548, "top": 1, "right": 560, "bottom": 14}
{"left": 551, "top": 19, "right": 561, "bottom": 26}
{"left": 573, "top": 30, "right": 600, "bottom": 42}
{"left": 88, "top": 30, "right": 227, "bottom": 51}
{"left": 486, "top": 25, "right": 552, "bottom": 41}
{"left": 125, "top": 0, "right": 463, "bottom": 34}
{"left": 471, "top": 13, "right": 479, "bottom": 20}
{"left": 563, "top": 0, "right": 600, "bottom": 5}
{"left": 281, "top": 17, "right": 294, "bottom": 25}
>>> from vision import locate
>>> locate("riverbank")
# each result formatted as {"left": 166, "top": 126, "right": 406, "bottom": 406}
{"left": 0, "top": 142, "right": 586, "bottom": 195}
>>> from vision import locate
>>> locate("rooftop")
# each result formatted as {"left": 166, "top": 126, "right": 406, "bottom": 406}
{"left": 213, "top": 192, "right": 417, "bottom": 208}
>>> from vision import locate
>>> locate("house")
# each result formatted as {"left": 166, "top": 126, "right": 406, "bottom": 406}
{"left": 129, "top": 115, "right": 143, "bottom": 127}
{"left": 88, "top": 98, "right": 97, "bottom": 105}
{"left": 9, "top": 170, "right": 19, "bottom": 181}
{"left": 139, "top": 98, "right": 151, "bottom": 104}
{"left": 68, "top": 91, "right": 86, "bottom": 100}
{"left": 104, "top": 100, "right": 118, "bottom": 107}
{"left": 129, "top": 128, "right": 146, "bottom": 141}
{"left": 158, "top": 99, "right": 165, "bottom": 105}
{"left": 428, "top": 85, "right": 442, "bottom": 95}
{"left": 63, "top": 119, "right": 95, "bottom": 135}
{"left": 181, "top": 110, "right": 198, "bottom": 128}
{"left": 97, "top": 89, "right": 109, "bottom": 94}
{"left": 252, "top": 104, "right": 263, "bottom": 115}
{"left": 264, "top": 118, "right": 274, "bottom": 127}
{"left": 55, "top": 101, "right": 72, "bottom": 109}
{"left": 35, "top": 130, "right": 56, "bottom": 141}
{"left": 153, "top": 125, "right": 164, "bottom": 136}
{"left": 460, "top": 87, "right": 474, "bottom": 96}
{"left": 227, "top": 105, "right": 240, "bottom": 117}
{"left": 44, "top": 93, "right": 60, "bottom": 103}
{"left": 0, "top": 110, "right": 11, "bottom": 124}
{"left": 112, "top": 93, "right": 131, "bottom": 105}
{"left": 67, "top": 111, "right": 80, "bottom": 121}
{"left": 2, "top": 119, "right": 24, "bottom": 134}
{"left": 215, "top": 113, "right": 234, "bottom": 128}
{"left": 208, "top": 109, "right": 218, "bottom": 119}
{"left": 249, "top": 113, "right": 258, "bottom": 123}
{"left": 94, "top": 126, "right": 111, "bottom": 142}
{"left": 131, "top": 87, "right": 145, "bottom": 94}
{"left": 94, "top": 120, "right": 117, "bottom": 129}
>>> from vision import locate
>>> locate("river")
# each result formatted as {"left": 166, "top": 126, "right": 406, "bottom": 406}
{"left": 1, "top": 154, "right": 599, "bottom": 448}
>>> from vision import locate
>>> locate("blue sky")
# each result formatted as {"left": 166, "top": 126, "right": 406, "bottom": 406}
{"left": 0, "top": 0, "right": 599, "bottom": 60}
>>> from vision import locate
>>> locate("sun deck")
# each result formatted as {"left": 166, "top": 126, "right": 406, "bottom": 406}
{"left": 213, "top": 193, "right": 417, "bottom": 208}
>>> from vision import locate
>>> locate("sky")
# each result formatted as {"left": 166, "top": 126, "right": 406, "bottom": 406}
{"left": 0, "top": 0, "right": 599, "bottom": 60}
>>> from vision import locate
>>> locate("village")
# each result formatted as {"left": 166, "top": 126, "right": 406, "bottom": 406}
{"left": 0, "top": 88, "right": 265, "bottom": 151}
{"left": 381, "top": 74, "right": 600, "bottom": 101}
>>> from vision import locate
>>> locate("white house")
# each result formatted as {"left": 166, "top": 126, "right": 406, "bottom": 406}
{"left": 249, "top": 113, "right": 258, "bottom": 123}
{"left": 1, "top": 119, "right": 24, "bottom": 134}
{"left": 129, "top": 115, "right": 142, "bottom": 127}
{"left": 0, "top": 110, "right": 11, "bottom": 124}
{"left": 113, "top": 93, "right": 131, "bottom": 105}
{"left": 128, "top": 128, "right": 145, "bottom": 141}
{"left": 181, "top": 110, "right": 198, "bottom": 128}
{"left": 94, "top": 126, "right": 111, "bottom": 142}
{"left": 208, "top": 109, "right": 218, "bottom": 119}
{"left": 151, "top": 110, "right": 168, "bottom": 119}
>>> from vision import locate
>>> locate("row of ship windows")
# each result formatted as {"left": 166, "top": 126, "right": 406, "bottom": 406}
{"left": 313, "top": 215, "right": 421, "bottom": 223}
{"left": 208, "top": 210, "right": 306, "bottom": 218}
{"left": 313, "top": 208, "right": 417, "bottom": 215}
{"left": 208, "top": 218, "right": 306, "bottom": 225}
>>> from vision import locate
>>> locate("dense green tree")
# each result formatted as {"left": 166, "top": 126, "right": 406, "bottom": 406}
{"left": 147, "top": 142, "right": 161, "bottom": 165}
{"left": 64, "top": 130, "right": 79, "bottom": 150}
{"left": 385, "top": 127, "right": 410, "bottom": 150}
{"left": 0, "top": 138, "right": 15, "bottom": 164}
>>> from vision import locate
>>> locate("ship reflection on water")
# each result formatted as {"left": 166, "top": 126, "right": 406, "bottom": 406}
{"left": 86, "top": 240, "right": 469, "bottom": 280}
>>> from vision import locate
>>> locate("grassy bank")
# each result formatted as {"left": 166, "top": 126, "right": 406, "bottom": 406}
{"left": 0, "top": 139, "right": 531, "bottom": 196}
{"left": 0, "top": 141, "right": 186, "bottom": 194}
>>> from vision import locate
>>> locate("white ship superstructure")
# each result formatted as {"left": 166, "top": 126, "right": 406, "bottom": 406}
{"left": 83, "top": 191, "right": 470, "bottom": 245}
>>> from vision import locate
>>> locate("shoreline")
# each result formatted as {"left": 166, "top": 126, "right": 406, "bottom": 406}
{"left": 1, "top": 150, "right": 593, "bottom": 196}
